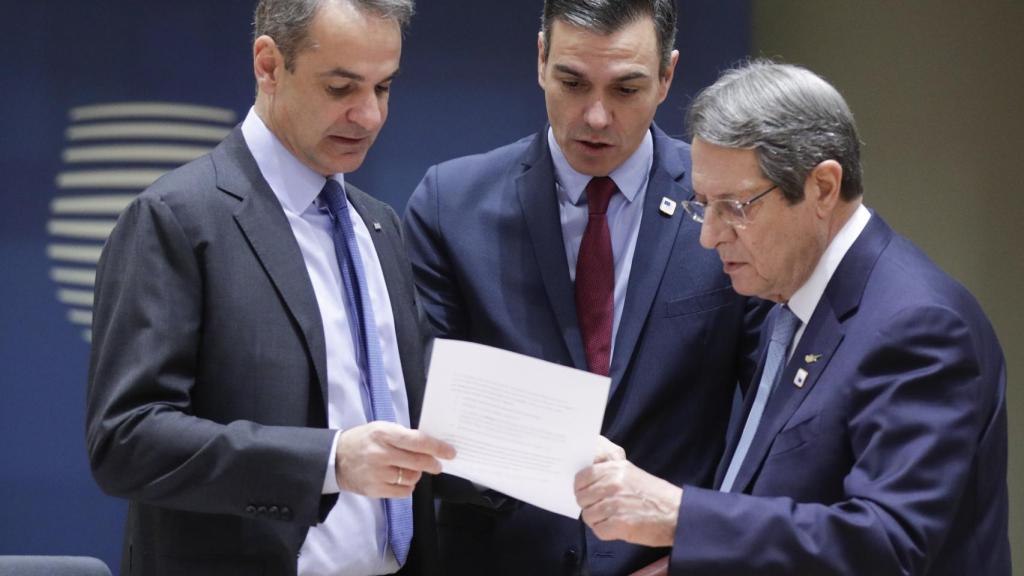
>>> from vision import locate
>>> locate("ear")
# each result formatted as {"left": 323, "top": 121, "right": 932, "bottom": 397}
{"left": 657, "top": 49, "right": 680, "bottom": 104}
{"left": 537, "top": 31, "right": 547, "bottom": 90}
{"left": 808, "top": 159, "right": 843, "bottom": 217}
{"left": 254, "top": 35, "right": 283, "bottom": 95}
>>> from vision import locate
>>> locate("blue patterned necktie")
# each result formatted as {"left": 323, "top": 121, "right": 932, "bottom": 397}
{"left": 719, "top": 305, "right": 801, "bottom": 493}
{"left": 320, "top": 178, "right": 413, "bottom": 565}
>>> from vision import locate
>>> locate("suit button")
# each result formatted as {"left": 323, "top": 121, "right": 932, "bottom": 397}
{"left": 257, "top": 506, "right": 268, "bottom": 515}
{"left": 269, "top": 506, "right": 280, "bottom": 517}
{"left": 245, "top": 505, "right": 256, "bottom": 515}
{"left": 564, "top": 547, "right": 579, "bottom": 566}
{"left": 281, "top": 506, "right": 291, "bottom": 516}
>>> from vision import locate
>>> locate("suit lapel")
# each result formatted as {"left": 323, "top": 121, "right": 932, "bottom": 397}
{"left": 609, "top": 127, "right": 689, "bottom": 395}
{"left": 346, "top": 185, "right": 426, "bottom": 425}
{"left": 215, "top": 129, "right": 329, "bottom": 408}
{"left": 731, "top": 304, "right": 843, "bottom": 493}
{"left": 730, "top": 212, "right": 894, "bottom": 493}
{"left": 516, "top": 133, "right": 589, "bottom": 370}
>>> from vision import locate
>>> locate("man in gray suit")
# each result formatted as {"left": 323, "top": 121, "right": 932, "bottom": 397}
{"left": 85, "top": 1, "right": 453, "bottom": 575}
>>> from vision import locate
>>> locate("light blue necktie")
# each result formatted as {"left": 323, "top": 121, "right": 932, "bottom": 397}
{"left": 321, "top": 178, "right": 413, "bottom": 565}
{"left": 719, "top": 305, "right": 801, "bottom": 493}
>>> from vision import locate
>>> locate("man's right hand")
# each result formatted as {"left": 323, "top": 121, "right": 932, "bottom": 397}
{"left": 335, "top": 421, "right": 456, "bottom": 498}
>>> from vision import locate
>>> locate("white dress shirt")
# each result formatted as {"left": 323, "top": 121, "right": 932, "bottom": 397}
{"left": 786, "top": 204, "right": 872, "bottom": 353}
{"left": 548, "top": 127, "right": 653, "bottom": 362}
{"left": 241, "top": 108, "right": 409, "bottom": 576}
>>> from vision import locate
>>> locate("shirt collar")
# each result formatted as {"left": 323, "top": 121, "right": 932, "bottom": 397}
{"left": 240, "top": 107, "right": 345, "bottom": 215}
{"left": 787, "top": 204, "right": 872, "bottom": 324}
{"left": 547, "top": 126, "right": 653, "bottom": 206}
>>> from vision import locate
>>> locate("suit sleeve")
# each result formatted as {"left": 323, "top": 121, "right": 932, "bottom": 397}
{"left": 402, "top": 165, "right": 469, "bottom": 339}
{"left": 670, "top": 305, "right": 985, "bottom": 575}
{"left": 85, "top": 193, "right": 334, "bottom": 525}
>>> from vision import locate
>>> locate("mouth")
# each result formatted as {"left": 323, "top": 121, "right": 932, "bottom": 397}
{"left": 575, "top": 139, "right": 614, "bottom": 152}
{"left": 328, "top": 135, "right": 369, "bottom": 146}
{"left": 722, "top": 261, "right": 746, "bottom": 274}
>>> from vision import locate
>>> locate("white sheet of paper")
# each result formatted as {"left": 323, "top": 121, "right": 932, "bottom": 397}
{"left": 418, "top": 339, "right": 610, "bottom": 518}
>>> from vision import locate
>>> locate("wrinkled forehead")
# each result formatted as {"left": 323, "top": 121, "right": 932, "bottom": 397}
{"left": 691, "top": 138, "right": 766, "bottom": 199}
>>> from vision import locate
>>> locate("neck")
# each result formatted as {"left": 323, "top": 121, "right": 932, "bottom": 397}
{"left": 825, "top": 197, "right": 861, "bottom": 245}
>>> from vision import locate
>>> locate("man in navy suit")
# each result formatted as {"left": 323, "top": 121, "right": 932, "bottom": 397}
{"left": 403, "top": 1, "right": 766, "bottom": 574}
{"left": 86, "top": 1, "right": 454, "bottom": 574}
{"left": 574, "top": 60, "right": 1011, "bottom": 575}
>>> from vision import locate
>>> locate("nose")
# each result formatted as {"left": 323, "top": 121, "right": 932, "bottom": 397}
{"left": 348, "top": 89, "right": 385, "bottom": 132}
{"left": 698, "top": 209, "right": 733, "bottom": 250}
{"left": 583, "top": 98, "right": 610, "bottom": 130}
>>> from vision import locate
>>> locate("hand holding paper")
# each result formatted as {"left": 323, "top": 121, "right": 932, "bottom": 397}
{"left": 418, "top": 339, "right": 611, "bottom": 517}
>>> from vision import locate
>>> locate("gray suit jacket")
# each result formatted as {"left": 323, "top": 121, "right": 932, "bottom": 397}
{"left": 86, "top": 128, "right": 436, "bottom": 576}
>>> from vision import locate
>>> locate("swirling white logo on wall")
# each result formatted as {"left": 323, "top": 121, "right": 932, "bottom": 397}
{"left": 48, "top": 102, "right": 237, "bottom": 342}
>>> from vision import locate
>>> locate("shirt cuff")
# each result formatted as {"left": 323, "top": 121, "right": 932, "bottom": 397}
{"left": 322, "top": 429, "right": 343, "bottom": 494}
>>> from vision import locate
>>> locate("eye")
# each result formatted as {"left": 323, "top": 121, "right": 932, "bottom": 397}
{"left": 616, "top": 86, "right": 640, "bottom": 96}
{"left": 326, "top": 84, "right": 353, "bottom": 97}
{"left": 375, "top": 83, "right": 392, "bottom": 96}
{"left": 560, "top": 79, "right": 583, "bottom": 91}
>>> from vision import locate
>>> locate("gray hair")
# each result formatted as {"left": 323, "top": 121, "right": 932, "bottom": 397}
{"left": 687, "top": 59, "right": 863, "bottom": 203}
{"left": 541, "top": 0, "right": 677, "bottom": 77}
{"left": 254, "top": 0, "right": 415, "bottom": 71}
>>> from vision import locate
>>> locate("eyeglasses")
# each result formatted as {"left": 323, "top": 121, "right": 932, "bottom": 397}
{"left": 680, "top": 184, "right": 778, "bottom": 229}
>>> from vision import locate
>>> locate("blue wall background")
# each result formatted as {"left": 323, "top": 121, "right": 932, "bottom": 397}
{"left": 0, "top": 1, "right": 748, "bottom": 571}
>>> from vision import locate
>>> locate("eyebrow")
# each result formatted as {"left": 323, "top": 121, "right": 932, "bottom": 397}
{"left": 552, "top": 64, "right": 583, "bottom": 78}
{"left": 551, "top": 64, "right": 649, "bottom": 83}
{"left": 317, "top": 67, "right": 401, "bottom": 83}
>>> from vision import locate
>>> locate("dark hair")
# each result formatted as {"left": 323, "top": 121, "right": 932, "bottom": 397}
{"left": 254, "top": 0, "right": 415, "bottom": 71}
{"left": 687, "top": 59, "right": 864, "bottom": 202}
{"left": 540, "top": 0, "right": 677, "bottom": 76}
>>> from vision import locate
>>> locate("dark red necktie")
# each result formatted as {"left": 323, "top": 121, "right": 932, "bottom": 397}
{"left": 575, "top": 176, "right": 617, "bottom": 376}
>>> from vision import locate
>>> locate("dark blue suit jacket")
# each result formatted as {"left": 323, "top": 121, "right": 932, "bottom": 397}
{"left": 404, "top": 126, "right": 767, "bottom": 575}
{"left": 671, "top": 214, "right": 1011, "bottom": 575}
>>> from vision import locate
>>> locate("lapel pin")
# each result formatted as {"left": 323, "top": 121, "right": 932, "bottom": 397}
{"left": 659, "top": 197, "right": 676, "bottom": 216}
{"left": 372, "top": 222, "right": 382, "bottom": 232}
{"left": 804, "top": 353, "right": 822, "bottom": 364}
{"left": 794, "top": 368, "right": 809, "bottom": 388}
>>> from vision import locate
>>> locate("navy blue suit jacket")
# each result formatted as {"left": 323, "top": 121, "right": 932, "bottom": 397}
{"left": 671, "top": 214, "right": 1011, "bottom": 575}
{"left": 404, "top": 126, "right": 767, "bottom": 575}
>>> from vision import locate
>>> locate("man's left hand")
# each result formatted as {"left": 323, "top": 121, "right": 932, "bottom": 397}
{"left": 574, "top": 460, "right": 682, "bottom": 547}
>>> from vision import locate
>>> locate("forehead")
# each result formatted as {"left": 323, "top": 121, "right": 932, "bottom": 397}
{"left": 546, "top": 16, "right": 660, "bottom": 74}
{"left": 297, "top": 1, "right": 401, "bottom": 74}
{"left": 691, "top": 138, "right": 766, "bottom": 198}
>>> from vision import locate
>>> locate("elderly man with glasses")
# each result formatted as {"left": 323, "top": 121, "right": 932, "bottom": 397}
{"left": 573, "top": 60, "right": 1011, "bottom": 576}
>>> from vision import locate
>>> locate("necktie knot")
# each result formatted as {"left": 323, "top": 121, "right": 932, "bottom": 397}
{"left": 320, "top": 178, "right": 347, "bottom": 218}
{"left": 585, "top": 177, "right": 617, "bottom": 215}
{"left": 771, "top": 306, "right": 800, "bottom": 347}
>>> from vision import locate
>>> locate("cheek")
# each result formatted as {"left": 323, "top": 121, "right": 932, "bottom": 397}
{"left": 742, "top": 235, "right": 779, "bottom": 283}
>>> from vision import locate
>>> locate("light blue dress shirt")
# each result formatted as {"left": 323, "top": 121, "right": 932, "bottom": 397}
{"left": 241, "top": 109, "right": 409, "bottom": 576}
{"left": 548, "top": 127, "right": 653, "bottom": 362}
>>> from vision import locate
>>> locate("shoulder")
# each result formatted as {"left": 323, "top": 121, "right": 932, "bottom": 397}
{"left": 650, "top": 124, "right": 693, "bottom": 174}
{"left": 427, "top": 133, "right": 540, "bottom": 189}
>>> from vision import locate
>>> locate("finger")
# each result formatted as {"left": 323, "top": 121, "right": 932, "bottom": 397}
{"left": 594, "top": 436, "right": 627, "bottom": 463}
{"left": 388, "top": 429, "right": 457, "bottom": 460}
{"left": 367, "top": 482, "right": 416, "bottom": 499}
{"left": 382, "top": 448, "right": 445, "bottom": 475}
{"left": 589, "top": 516, "right": 620, "bottom": 542}
{"left": 574, "top": 465, "right": 602, "bottom": 493}
{"left": 389, "top": 466, "right": 423, "bottom": 487}
{"left": 581, "top": 502, "right": 620, "bottom": 541}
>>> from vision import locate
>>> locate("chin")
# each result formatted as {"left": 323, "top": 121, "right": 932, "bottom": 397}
{"left": 566, "top": 156, "right": 615, "bottom": 178}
